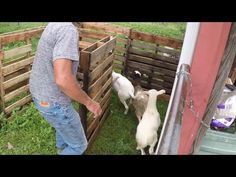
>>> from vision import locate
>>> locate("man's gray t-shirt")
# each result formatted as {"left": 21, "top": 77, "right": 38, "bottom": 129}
{"left": 29, "top": 22, "right": 79, "bottom": 105}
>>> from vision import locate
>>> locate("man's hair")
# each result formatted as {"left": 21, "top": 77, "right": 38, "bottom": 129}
{"left": 72, "top": 22, "right": 83, "bottom": 28}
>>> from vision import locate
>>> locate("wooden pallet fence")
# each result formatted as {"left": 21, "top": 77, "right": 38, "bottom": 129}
{"left": 126, "top": 30, "right": 183, "bottom": 95}
{"left": 78, "top": 35, "right": 116, "bottom": 148}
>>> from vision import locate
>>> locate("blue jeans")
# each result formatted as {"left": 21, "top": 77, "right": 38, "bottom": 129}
{"left": 32, "top": 97, "right": 87, "bottom": 155}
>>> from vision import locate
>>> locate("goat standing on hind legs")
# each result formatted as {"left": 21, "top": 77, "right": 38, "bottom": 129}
{"left": 136, "top": 89, "right": 166, "bottom": 155}
{"left": 132, "top": 70, "right": 149, "bottom": 122}
{"left": 112, "top": 71, "right": 135, "bottom": 115}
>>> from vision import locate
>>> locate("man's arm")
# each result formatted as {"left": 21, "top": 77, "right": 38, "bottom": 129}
{"left": 53, "top": 59, "right": 102, "bottom": 118}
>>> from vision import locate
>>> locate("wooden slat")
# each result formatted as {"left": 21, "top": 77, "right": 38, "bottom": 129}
{"left": 81, "top": 42, "right": 98, "bottom": 53}
{"left": 87, "top": 102, "right": 110, "bottom": 138}
{"left": 79, "top": 51, "right": 90, "bottom": 133}
{"left": 156, "top": 46, "right": 180, "bottom": 57}
{"left": 127, "top": 74, "right": 173, "bottom": 92}
{"left": 0, "top": 50, "right": 6, "bottom": 109}
{"left": 129, "top": 47, "right": 179, "bottom": 64}
{"left": 117, "top": 37, "right": 128, "bottom": 44}
{"left": 128, "top": 53, "right": 177, "bottom": 71}
{"left": 127, "top": 60, "right": 176, "bottom": 77}
{"left": 4, "top": 84, "right": 29, "bottom": 103}
{"left": 132, "top": 79, "right": 172, "bottom": 95}
{"left": 1, "top": 28, "right": 44, "bottom": 45}
{"left": 4, "top": 95, "right": 32, "bottom": 115}
{"left": 2, "top": 56, "right": 34, "bottom": 76}
{"left": 88, "top": 66, "right": 112, "bottom": 97}
{"left": 0, "top": 26, "right": 45, "bottom": 36}
{"left": 87, "top": 107, "right": 110, "bottom": 149}
{"left": 82, "top": 22, "right": 130, "bottom": 36}
{"left": 130, "top": 30, "right": 183, "bottom": 49}
{"left": 115, "top": 46, "right": 127, "bottom": 53}
{"left": 92, "top": 78, "right": 112, "bottom": 101}
{"left": 3, "top": 71, "right": 31, "bottom": 90}
{"left": 87, "top": 89, "right": 111, "bottom": 125}
{"left": 79, "top": 41, "right": 93, "bottom": 49}
{"left": 131, "top": 40, "right": 157, "bottom": 51}
{"left": 90, "top": 37, "right": 116, "bottom": 69}
{"left": 126, "top": 69, "right": 175, "bottom": 83}
{"left": 4, "top": 44, "right": 32, "bottom": 59}
{"left": 89, "top": 54, "right": 114, "bottom": 82}
{"left": 80, "top": 30, "right": 108, "bottom": 40}
{"left": 114, "top": 63, "right": 124, "bottom": 70}
{"left": 99, "top": 36, "right": 111, "bottom": 43}
{"left": 115, "top": 55, "right": 125, "bottom": 62}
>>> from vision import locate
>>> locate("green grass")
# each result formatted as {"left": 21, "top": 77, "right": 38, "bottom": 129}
{"left": 0, "top": 22, "right": 46, "bottom": 34}
{"left": 111, "top": 22, "right": 186, "bottom": 39}
{"left": 0, "top": 103, "right": 56, "bottom": 155}
{"left": 0, "top": 92, "right": 168, "bottom": 155}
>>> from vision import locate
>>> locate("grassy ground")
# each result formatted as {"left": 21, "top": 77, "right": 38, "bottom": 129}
{"left": 0, "top": 22, "right": 46, "bottom": 34}
{"left": 112, "top": 22, "right": 186, "bottom": 39}
{"left": 0, "top": 22, "right": 182, "bottom": 155}
{"left": 0, "top": 91, "right": 168, "bottom": 155}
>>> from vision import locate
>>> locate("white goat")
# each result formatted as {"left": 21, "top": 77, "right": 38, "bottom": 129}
{"left": 112, "top": 71, "right": 135, "bottom": 115}
{"left": 132, "top": 70, "right": 149, "bottom": 122}
{"left": 136, "top": 89, "right": 166, "bottom": 155}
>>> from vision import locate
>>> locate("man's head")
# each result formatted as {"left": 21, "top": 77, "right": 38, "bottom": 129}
{"left": 72, "top": 22, "right": 83, "bottom": 28}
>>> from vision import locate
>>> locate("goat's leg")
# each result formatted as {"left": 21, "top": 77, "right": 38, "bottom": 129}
{"left": 118, "top": 95, "right": 129, "bottom": 115}
{"left": 140, "top": 149, "right": 146, "bottom": 155}
{"left": 149, "top": 136, "right": 158, "bottom": 155}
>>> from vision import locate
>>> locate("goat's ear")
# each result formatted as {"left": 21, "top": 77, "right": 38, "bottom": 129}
{"left": 158, "top": 90, "right": 166, "bottom": 95}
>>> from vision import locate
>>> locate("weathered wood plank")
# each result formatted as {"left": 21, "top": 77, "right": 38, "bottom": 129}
{"left": 126, "top": 69, "right": 175, "bottom": 83}
{"left": 114, "top": 63, "right": 124, "bottom": 70}
{"left": 87, "top": 107, "right": 110, "bottom": 149}
{"left": 87, "top": 89, "right": 111, "bottom": 127}
{"left": 82, "top": 22, "right": 130, "bottom": 36}
{"left": 0, "top": 50, "right": 6, "bottom": 109}
{"left": 90, "top": 37, "right": 116, "bottom": 69}
{"left": 1, "top": 28, "right": 44, "bottom": 45}
{"left": 80, "top": 30, "right": 108, "bottom": 40}
{"left": 2, "top": 56, "right": 34, "bottom": 76}
{"left": 156, "top": 46, "right": 181, "bottom": 57}
{"left": 129, "top": 47, "right": 179, "bottom": 64}
{"left": 127, "top": 60, "right": 176, "bottom": 77}
{"left": 3, "top": 71, "right": 31, "bottom": 90}
{"left": 79, "top": 41, "right": 93, "bottom": 49}
{"left": 4, "top": 84, "right": 29, "bottom": 103}
{"left": 89, "top": 54, "right": 114, "bottom": 82}
{"left": 4, "top": 94, "right": 32, "bottom": 115}
{"left": 4, "top": 44, "right": 32, "bottom": 59}
{"left": 130, "top": 30, "right": 183, "bottom": 49}
{"left": 88, "top": 66, "right": 112, "bottom": 97}
{"left": 115, "top": 46, "right": 127, "bottom": 53}
{"left": 115, "top": 55, "right": 125, "bottom": 62}
{"left": 92, "top": 78, "right": 112, "bottom": 101}
{"left": 131, "top": 40, "right": 157, "bottom": 51}
{"left": 117, "top": 37, "right": 128, "bottom": 44}
{"left": 128, "top": 53, "right": 177, "bottom": 71}
{"left": 79, "top": 51, "right": 90, "bottom": 134}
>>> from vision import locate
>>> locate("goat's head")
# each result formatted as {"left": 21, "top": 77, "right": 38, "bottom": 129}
{"left": 144, "top": 89, "right": 166, "bottom": 97}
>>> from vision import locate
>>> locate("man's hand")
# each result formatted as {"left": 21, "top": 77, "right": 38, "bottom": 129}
{"left": 86, "top": 100, "right": 102, "bottom": 118}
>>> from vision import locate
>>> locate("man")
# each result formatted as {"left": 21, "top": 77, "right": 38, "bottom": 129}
{"left": 29, "top": 22, "right": 102, "bottom": 155}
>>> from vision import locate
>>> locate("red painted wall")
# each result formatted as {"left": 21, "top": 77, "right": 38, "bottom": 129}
{"left": 178, "top": 22, "right": 232, "bottom": 154}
